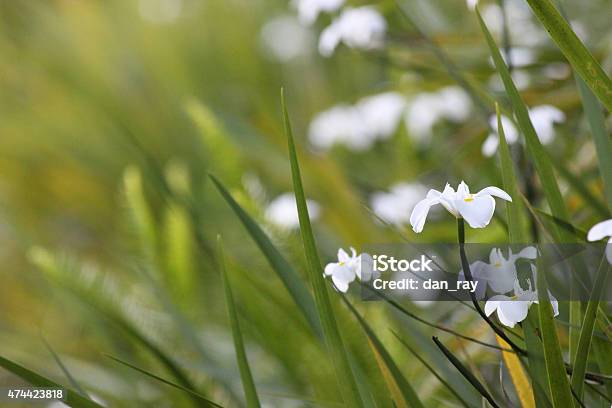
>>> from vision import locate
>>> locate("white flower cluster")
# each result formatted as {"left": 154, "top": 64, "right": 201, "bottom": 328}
{"left": 265, "top": 193, "right": 320, "bottom": 230}
{"left": 309, "top": 92, "right": 406, "bottom": 151}
{"left": 292, "top": 0, "right": 386, "bottom": 56}
{"left": 370, "top": 182, "right": 428, "bottom": 226}
{"left": 457, "top": 246, "right": 558, "bottom": 328}
{"left": 309, "top": 86, "right": 472, "bottom": 151}
{"left": 482, "top": 105, "right": 565, "bottom": 157}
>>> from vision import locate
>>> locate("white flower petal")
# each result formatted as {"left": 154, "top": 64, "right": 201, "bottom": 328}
{"left": 476, "top": 186, "right": 512, "bottom": 202}
{"left": 338, "top": 248, "right": 350, "bottom": 263}
{"left": 409, "top": 197, "right": 439, "bottom": 233}
{"left": 324, "top": 262, "right": 339, "bottom": 276}
{"left": 482, "top": 134, "right": 500, "bottom": 157}
{"left": 455, "top": 195, "right": 495, "bottom": 228}
{"left": 587, "top": 219, "right": 612, "bottom": 242}
{"left": 515, "top": 246, "right": 538, "bottom": 260}
{"left": 497, "top": 301, "right": 530, "bottom": 327}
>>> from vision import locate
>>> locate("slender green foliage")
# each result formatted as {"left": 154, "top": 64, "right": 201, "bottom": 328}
{"left": 0, "top": 355, "right": 103, "bottom": 408}
{"left": 524, "top": 0, "right": 612, "bottom": 111}
{"left": 282, "top": 89, "right": 364, "bottom": 408}
{"left": 218, "top": 236, "right": 261, "bottom": 408}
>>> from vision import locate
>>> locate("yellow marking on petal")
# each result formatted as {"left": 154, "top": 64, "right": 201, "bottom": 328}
{"left": 495, "top": 262, "right": 502, "bottom": 268}
{"left": 463, "top": 196, "right": 474, "bottom": 202}
{"left": 339, "top": 262, "right": 345, "bottom": 266}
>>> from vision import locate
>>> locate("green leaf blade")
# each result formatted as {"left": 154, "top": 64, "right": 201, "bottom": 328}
{"left": 218, "top": 237, "right": 261, "bottom": 408}
{"left": 0, "top": 355, "right": 103, "bottom": 408}
{"left": 524, "top": 0, "right": 612, "bottom": 111}
{"left": 282, "top": 89, "right": 364, "bottom": 408}
{"left": 209, "top": 174, "right": 322, "bottom": 338}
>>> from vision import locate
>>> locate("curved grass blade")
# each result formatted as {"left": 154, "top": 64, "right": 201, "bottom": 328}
{"left": 523, "top": 309, "right": 553, "bottom": 407}
{"left": 340, "top": 297, "right": 424, "bottom": 408}
{"left": 496, "top": 335, "right": 535, "bottom": 408}
{"left": 535, "top": 257, "right": 574, "bottom": 407}
{"left": 209, "top": 175, "right": 322, "bottom": 338}
{"left": 392, "top": 331, "right": 471, "bottom": 408}
{"left": 282, "top": 88, "right": 364, "bottom": 408}
{"left": 218, "top": 236, "right": 261, "bottom": 408}
{"left": 432, "top": 337, "right": 500, "bottom": 408}
{"left": 570, "top": 257, "right": 611, "bottom": 399}
{"left": 523, "top": 0, "right": 612, "bottom": 111}
{"left": 0, "top": 355, "right": 102, "bottom": 408}
{"left": 105, "top": 354, "right": 223, "bottom": 408}
{"left": 41, "top": 336, "right": 87, "bottom": 397}
{"left": 496, "top": 103, "right": 526, "bottom": 243}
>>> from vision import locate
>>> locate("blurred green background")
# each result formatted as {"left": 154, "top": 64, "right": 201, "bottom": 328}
{"left": 0, "top": 0, "right": 610, "bottom": 406}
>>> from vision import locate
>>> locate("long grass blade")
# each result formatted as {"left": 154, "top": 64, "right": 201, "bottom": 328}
{"left": 105, "top": 354, "right": 223, "bottom": 407}
{"left": 535, "top": 257, "right": 574, "bottom": 407}
{"left": 570, "top": 257, "right": 611, "bottom": 399}
{"left": 209, "top": 175, "right": 322, "bottom": 337}
{"left": 0, "top": 355, "right": 103, "bottom": 408}
{"left": 575, "top": 77, "right": 612, "bottom": 209}
{"left": 392, "top": 331, "right": 471, "bottom": 408}
{"left": 341, "top": 297, "right": 424, "bottom": 408}
{"left": 496, "top": 103, "right": 526, "bottom": 243}
{"left": 432, "top": 337, "right": 500, "bottom": 408}
{"left": 282, "top": 88, "right": 364, "bottom": 408}
{"left": 476, "top": 9, "right": 572, "bottom": 243}
{"left": 523, "top": 0, "right": 612, "bottom": 111}
{"left": 41, "top": 336, "right": 87, "bottom": 397}
{"left": 218, "top": 236, "right": 261, "bottom": 408}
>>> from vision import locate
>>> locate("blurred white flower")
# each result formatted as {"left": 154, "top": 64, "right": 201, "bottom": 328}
{"left": 466, "top": 0, "right": 478, "bottom": 10}
{"left": 488, "top": 69, "right": 531, "bottom": 92}
{"left": 481, "top": 1, "right": 547, "bottom": 46}
{"left": 482, "top": 114, "right": 519, "bottom": 157}
{"left": 459, "top": 246, "right": 537, "bottom": 298}
{"left": 482, "top": 105, "right": 564, "bottom": 157}
{"left": 324, "top": 247, "right": 375, "bottom": 292}
{"left": 138, "top": 0, "right": 182, "bottom": 24}
{"left": 500, "top": 47, "right": 536, "bottom": 69}
{"left": 587, "top": 219, "right": 612, "bottom": 263}
{"left": 358, "top": 92, "right": 407, "bottom": 141}
{"left": 308, "top": 92, "right": 406, "bottom": 151}
{"left": 293, "top": 0, "right": 345, "bottom": 26}
{"left": 265, "top": 193, "right": 320, "bottom": 230}
{"left": 260, "top": 15, "right": 313, "bottom": 62}
{"left": 318, "top": 6, "right": 386, "bottom": 57}
{"left": 485, "top": 277, "right": 558, "bottom": 328}
{"left": 405, "top": 86, "right": 472, "bottom": 141}
{"left": 410, "top": 181, "right": 512, "bottom": 232}
{"left": 370, "top": 182, "right": 427, "bottom": 226}
{"left": 528, "top": 105, "right": 565, "bottom": 145}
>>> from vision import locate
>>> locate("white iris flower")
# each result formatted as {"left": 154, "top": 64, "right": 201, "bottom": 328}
{"left": 587, "top": 219, "right": 612, "bottom": 263}
{"left": 324, "top": 248, "right": 375, "bottom": 292}
{"left": 485, "top": 277, "right": 559, "bottom": 328}
{"left": 410, "top": 181, "right": 512, "bottom": 233}
{"left": 458, "top": 246, "right": 538, "bottom": 299}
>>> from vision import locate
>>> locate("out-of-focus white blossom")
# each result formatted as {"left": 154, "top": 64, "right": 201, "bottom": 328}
{"left": 481, "top": 1, "right": 547, "bottom": 46}
{"left": 488, "top": 70, "right": 531, "bottom": 92}
{"left": 482, "top": 105, "right": 564, "bottom": 157}
{"left": 293, "top": 0, "right": 345, "bottom": 26}
{"left": 405, "top": 86, "right": 472, "bottom": 141}
{"left": 529, "top": 105, "right": 565, "bottom": 145}
{"left": 370, "top": 182, "right": 428, "bottom": 226}
{"left": 260, "top": 16, "right": 313, "bottom": 62}
{"left": 308, "top": 92, "right": 406, "bottom": 151}
{"left": 410, "top": 181, "right": 512, "bottom": 232}
{"left": 318, "top": 7, "right": 386, "bottom": 57}
{"left": 587, "top": 219, "right": 612, "bottom": 263}
{"left": 265, "top": 193, "right": 320, "bottom": 230}
{"left": 466, "top": 0, "right": 478, "bottom": 10}
{"left": 482, "top": 114, "right": 519, "bottom": 157}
